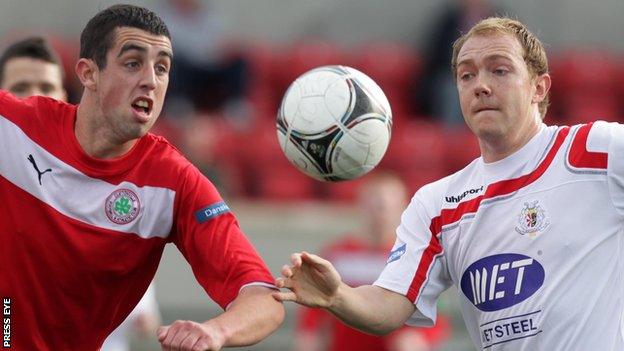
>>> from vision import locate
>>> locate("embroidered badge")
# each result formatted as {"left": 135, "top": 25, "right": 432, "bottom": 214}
{"left": 515, "top": 201, "right": 550, "bottom": 238}
{"left": 105, "top": 188, "right": 141, "bottom": 225}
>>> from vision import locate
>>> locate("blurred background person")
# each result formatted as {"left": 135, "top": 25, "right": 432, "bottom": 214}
{"left": 101, "top": 284, "right": 161, "bottom": 351}
{"left": 0, "top": 34, "right": 162, "bottom": 351}
{"left": 157, "top": 0, "right": 250, "bottom": 120}
{"left": 0, "top": 36, "right": 67, "bottom": 101}
{"left": 415, "top": 0, "right": 499, "bottom": 127}
{"left": 296, "top": 172, "right": 451, "bottom": 351}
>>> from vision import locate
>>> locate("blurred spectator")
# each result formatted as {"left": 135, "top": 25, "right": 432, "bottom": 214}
{"left": 296, "top": 173, "right": 450, "bottom": 351}
{"left": 415, "top": 0, "right": 499, "bottom": 126}
{"left": 157, "top": 0, "right": 250, "bottom": 118}
{"left": 101, "top": 284, "right": 161, "bottom": 351}
{"left": 178, "top": 116, "right": 241, "bottom": 197}
{"left": 0, "top": 36, "right": 67, "bottom": 101}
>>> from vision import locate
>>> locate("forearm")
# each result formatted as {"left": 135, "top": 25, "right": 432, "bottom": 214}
{"left": 327, "top": 284, "right": 415, "bottom": 335}
{"left": 208, "top": 285, "right": 285, "bottom": 347}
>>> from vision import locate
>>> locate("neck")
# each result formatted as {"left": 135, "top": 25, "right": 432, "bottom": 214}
{"left": 75, "top": 99, "right": 137, "bottom": 160}
{"left": 479, "top": 112, "right": 542, "bottom": 163}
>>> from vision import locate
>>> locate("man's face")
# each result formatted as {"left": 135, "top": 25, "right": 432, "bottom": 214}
{"left": 1, "top": 57, "right": 66, "bottom": 101}
{"left": 359, "top": 178, "right": 407, "bottom": 241}
{"left": 94, "top": 27, "right": 172, "bottom": 142}
{"left": 455, "top": 33, "right": 544, "bottom": 140}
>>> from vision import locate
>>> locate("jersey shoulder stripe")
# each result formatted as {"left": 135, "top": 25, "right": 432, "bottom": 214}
{"left": 0, "top": 105, "right": 176, "bottom": 238}
{"left": 567, "top": 122, "right": 608, "bottom": 171}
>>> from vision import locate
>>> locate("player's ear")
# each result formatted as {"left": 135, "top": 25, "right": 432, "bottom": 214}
{"left": 532, "top": 73, "right": 551, "bottom": 104}
{"left": 75, "top": 58, "right": 98, "bottom": 91}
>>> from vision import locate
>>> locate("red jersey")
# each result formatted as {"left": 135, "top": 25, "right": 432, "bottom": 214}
{"left": 297, "top": 236, "right": 450, "bottom": 351}
{"left": 0, "top": 91, "right": 274, "bottom": 350}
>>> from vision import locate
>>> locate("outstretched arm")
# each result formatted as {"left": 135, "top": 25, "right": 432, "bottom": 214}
{"left": 274, "top": 252, "right": 414, "bottom": 335}
{"left": 158, "top": 285, "right": 284, "bottom": 350}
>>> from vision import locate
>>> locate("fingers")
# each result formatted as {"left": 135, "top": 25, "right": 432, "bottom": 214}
{"left": 179, "top": 333, "right": 200, "bottom": 351}
{"left": 301, "top": 251, "right": 326, "bottom": 265}
{"left": 157, "top": 326, "right": 169, "bottom": 342}
{"left": 281, "top": 264, "right": 293, "bottom": 278}
{"left": 272, "top": 291, "right": 298, "bottom": 302}
{"left": 158, "top": 320, "right": 222, "bottom": 351}
{"left": 290, "top": 252, "right": 303, "bottom": 267}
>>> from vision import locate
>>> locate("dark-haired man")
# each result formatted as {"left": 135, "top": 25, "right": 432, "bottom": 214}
{"left": 0, "top": 36, "right": 66, "bottom": 100}
{"left": 0, "top": 4, "right": 283, "bottom": 351}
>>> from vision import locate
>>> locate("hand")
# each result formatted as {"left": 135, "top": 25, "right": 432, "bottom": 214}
{"left": 273, "top": 252, "right": 343, "bottom": 308}
{"left": 157, "top": 320, "right": 225, "bottom": 351}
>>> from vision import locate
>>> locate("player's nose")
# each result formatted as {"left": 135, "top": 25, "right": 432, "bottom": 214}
{"left": 139, "top": 66, "right": 157, "bottom": 91}
{"left": 473, "top": 74, "right": 492, "bottom": 97}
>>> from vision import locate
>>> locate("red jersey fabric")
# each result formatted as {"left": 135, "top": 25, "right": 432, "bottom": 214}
{"left": 0, "top": 91, "right": 274, "bottom": 350}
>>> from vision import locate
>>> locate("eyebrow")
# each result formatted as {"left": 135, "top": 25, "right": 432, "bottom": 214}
{"left": 457, "top": 54, "right": 513, "bottom": 69}
{"left": 117, "top": 43, "right": 173, "bottom": 61}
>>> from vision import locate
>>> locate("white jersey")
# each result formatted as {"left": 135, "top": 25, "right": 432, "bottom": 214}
{"left": 374, "top": 122, "right": 624, "bottom": 350}
{"left": 101, "top": 284, "right": 160, "bottom": 351}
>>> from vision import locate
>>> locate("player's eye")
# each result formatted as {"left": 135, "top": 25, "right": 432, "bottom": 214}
{"left": 125, "top": 61, "right": 140, "bottom": 69}
{"left": 40, "top": 84, "right": 54, "bottom": 94}
{"left": 9, "top": 83, "right": 29, "bottom": 95}
{"left": 155, "top": 64, "right": 169, "bottom": 75}
{"left": 459, "top": 72, "right": 474, "bottom": 81}
{"left": 493, "top": 68, "right": 508, "bottom": 76}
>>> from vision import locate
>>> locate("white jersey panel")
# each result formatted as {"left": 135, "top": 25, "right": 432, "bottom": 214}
{"left": 0, "top": 114, "right": 175, "bottom": 238}
{"left": 375, "top": 123, "right": 624, "bottom": 350}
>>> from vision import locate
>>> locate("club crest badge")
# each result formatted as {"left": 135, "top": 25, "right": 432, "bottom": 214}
{"left": 515, "top": 201, "right": 550, "bottom": 238}
{"left": 105, "top": 188, "right": 141, "bottom": 225}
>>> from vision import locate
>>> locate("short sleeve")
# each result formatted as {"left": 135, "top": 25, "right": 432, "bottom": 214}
{"left": 172, "top": 165, "right": 275, "bottom": 309}
{"left": 373, "top": 191, "right": 452, "bottom": 327}
{"left": 604, "top": 123, "right": 624, "bottom": 215}
{"left": 577, "top": 121, "right": 624, "bottom": 216}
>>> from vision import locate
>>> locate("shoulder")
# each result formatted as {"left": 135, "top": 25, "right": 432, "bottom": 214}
{"left": 565, "top": 121, "right": 623, "bottom": 171}
{"left": 0, "top": 91, "right": 72, "bottom": 124}
{"left": 142, "top": 134, "right": 223, "bottom": 202}
{"left": 413, "top": 159, "right": 482, "bottom": 217}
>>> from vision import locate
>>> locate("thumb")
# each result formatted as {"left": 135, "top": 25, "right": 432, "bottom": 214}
{"left": 301, "top": 252, "right": 329, "bottom": 267}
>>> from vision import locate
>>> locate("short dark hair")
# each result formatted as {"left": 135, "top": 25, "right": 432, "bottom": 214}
{"left": 80, "top": 4, "right": 170, "bottom": 69}
{"left": 0, "top": 36, "right": 63, "bottom": 85}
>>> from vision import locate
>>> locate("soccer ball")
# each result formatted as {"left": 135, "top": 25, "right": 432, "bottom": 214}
{"left": 276, "top": 65, "right": 392, "bottom": 181}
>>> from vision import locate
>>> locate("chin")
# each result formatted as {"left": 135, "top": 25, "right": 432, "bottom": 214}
{"left": 469, "top": 120, "right": 504, "bottom": 138}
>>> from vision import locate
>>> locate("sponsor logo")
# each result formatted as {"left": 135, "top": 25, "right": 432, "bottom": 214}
{"left": 515, "top": 201, "right": 550, "bottom": 238}
{"left": 480, "top": 310, "right": 542, "bottom": 348}
{"left": 460, "top": 253, "right": 544, "bottom": 312}
{"left": 445, "top": 186, "right": 484, "bottom": 203}
{"left": 195, "top": 201, "right": 230, "bottom": 223}
{"left": 105, "top": 189, "right": 141, "bottom": 225}
{"left": 387, "top": 243, "right": 407, "bottom": 263}
{"left": 27, "top": 154, "right": 52, "bottom": 186}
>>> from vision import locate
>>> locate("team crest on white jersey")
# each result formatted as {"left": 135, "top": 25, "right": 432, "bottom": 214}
{"left": 105, "top": 189, "right": 141, "bottom": 224}
{"left": 515, "top": 201, "right": 550, "bottom": 238}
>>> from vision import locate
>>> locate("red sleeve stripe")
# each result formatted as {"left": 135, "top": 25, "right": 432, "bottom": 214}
{"left": 568, "top": 123, "right": 608, "bottom": 169}
{"left": 406, "top": 127, "right": 570, "bottom": 303}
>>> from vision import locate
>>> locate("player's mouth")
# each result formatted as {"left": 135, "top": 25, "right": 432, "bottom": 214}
{"left": 131, "top": 97, "right": 153, "bottom": 122}
{"left": 473, "top": 106, "right": 499, "bottom": 114}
